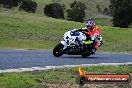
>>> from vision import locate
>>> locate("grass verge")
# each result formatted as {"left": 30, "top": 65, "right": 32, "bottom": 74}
{"left": 0, "top": 65, "right": 132, "bottom": 88}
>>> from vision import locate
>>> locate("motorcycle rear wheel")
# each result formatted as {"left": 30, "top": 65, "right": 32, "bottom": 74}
{"left": 53, "top": 43, "right": 64, "bottom": 57}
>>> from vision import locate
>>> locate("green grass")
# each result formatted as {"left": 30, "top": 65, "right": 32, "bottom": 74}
{"left": 85, "top": 65, "right": 132, "bottom": 74}
{"left": 100, "top": 26, "right": 132, "bottom": 53}
{"left": 0, "top": 39, "right": 55, "bottom": 49}
{"left": 0, "top": 10, "right": 83, "bottom": 48}
{"left": 0, "top": 65, "right": 131, "bottom": 88}
{"left": 94, "top": 18, "right": 113, "bottom": 26}
{"left": 36, "top": 0, "right": 52, "bottom": 4}
{"left": 0, "top": 10, "right": 132, "bottom": 53}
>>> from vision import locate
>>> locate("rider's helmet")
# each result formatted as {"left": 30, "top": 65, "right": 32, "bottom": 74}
{"left": 86, "top": 20, "right": 95, "bottom": 31}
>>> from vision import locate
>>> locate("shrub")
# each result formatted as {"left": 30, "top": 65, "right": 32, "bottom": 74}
{"left": 109, "top": 0, "right": 132, "bottom": 28}
{"left": 1, "top": 0, "right": 20, "bottom": 8}
{"left": 44, "top": 3, "right": 64, "bottom": 19}
{"left": 96, "top": 4, "right": 102, "bottom": 13}
{"left": 103, "top": 8, "right": 109, "bottom": 15}
{"left": 19, "top": 0, "right": 37, "bottom": 13}
{"left": 67, "top": 1, "right": 87, "bottom": 23}
{"left": 0, "top": 0, "right": 3, "bottom": 7}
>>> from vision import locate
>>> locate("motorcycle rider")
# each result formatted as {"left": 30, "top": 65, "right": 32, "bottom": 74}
{"left": 77, "top": 19, "right": 103, "bottom": 54}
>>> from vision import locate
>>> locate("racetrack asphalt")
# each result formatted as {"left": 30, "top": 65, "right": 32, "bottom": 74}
{"left": 0, "top": 50, "right": 132, "bottom": 70}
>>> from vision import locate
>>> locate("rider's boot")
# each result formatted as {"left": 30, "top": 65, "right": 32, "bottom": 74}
{"left": 91, "top": 48, "right": 96, "bottom": 54}
{"left": 91, "top": 41, "right": 98, "bottom": 54}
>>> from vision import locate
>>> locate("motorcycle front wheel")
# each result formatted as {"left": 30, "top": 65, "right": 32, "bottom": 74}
{"left": 53, "top": 43, "right": 64, "bottom": 57}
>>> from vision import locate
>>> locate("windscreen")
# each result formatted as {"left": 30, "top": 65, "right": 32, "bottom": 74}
{"left": 70, "top": 31, "right": 80, "bottom": 36}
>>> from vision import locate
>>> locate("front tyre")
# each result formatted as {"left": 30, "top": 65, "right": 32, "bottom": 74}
{"left": 53, "top": 43, "right": 64, "bottom": 57}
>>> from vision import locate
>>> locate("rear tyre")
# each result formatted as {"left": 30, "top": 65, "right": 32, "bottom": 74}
{"left": 53, "top": 43, "right": 64, "bottom": 57}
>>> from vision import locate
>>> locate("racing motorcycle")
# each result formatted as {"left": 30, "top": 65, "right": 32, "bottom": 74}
{"left": 53, "top": 29, "right": 98, "bottom": 57}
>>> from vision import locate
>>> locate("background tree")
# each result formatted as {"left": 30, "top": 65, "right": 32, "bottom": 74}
{"left": 44, "top": 3, "right": 64, "bottom": 19}
{"left": 103, "top": 8, "right": 109, "bottom": 15}
{"left": 109, "top": 0, "right": 132, "bottom": 28}
{"left": 19, "top": 0, "right": 37, "bottom": 13}
{"left": 1, "top": 0, "right": 20, "bottom": 8}
{"left": 109, "top": 0, "right": 115, "bottom": 16}
{"left": 0, "top": 0, "right": 3, "bottom": 7}
{"left": 67, "top": 1, "right": 87, "bottom": 23}
{"left": 96, "top": 4, "right": 102, "bottom": 13}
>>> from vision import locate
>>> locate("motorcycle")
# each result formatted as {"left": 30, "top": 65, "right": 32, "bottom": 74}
{"left": 53, "top": 29, "right": 98, "bottom": 57}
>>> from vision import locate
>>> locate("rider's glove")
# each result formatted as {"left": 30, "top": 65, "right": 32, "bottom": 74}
{"left": 78, "top": 27, "right": 87, "bottom": 32}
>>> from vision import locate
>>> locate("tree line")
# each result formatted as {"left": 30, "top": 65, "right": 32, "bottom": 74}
{"left": 0, "top": 0, "right": 37, "bottom": 13}
{"left": 0, "top": 0, "right": 132, "bottom": 28}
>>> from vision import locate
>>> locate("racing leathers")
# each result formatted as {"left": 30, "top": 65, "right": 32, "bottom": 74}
{"left": 78, "top": 26, "right": 103, "bottom": 53}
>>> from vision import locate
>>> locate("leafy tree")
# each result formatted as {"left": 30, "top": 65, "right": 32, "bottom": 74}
{"left": 44, "top": 3, "right": 64, "bottom": 19}
{"left": 109, "top": 0, "right": 132, "bottom": 28}
{"left": 1, "top": 0, "right": 20, "bottom": 8}
{"left": 96, "top": 4, "right": 102, "bottom": 13}
{"left": 67, "top": 1, "right": 87, "bottom": 23}
{"left": 19, "top": 0, "right": 37, "bottom": 13}
{"left": 0, "top": 0, "right": 3, "bottom": 7}
{"left": 103, "top": 8, "right": 109, "bottom": 15}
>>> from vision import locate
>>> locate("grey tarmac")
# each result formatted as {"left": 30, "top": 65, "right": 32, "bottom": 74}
{"left": 0, "top": 50, "right": 132, "bottom": 70}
